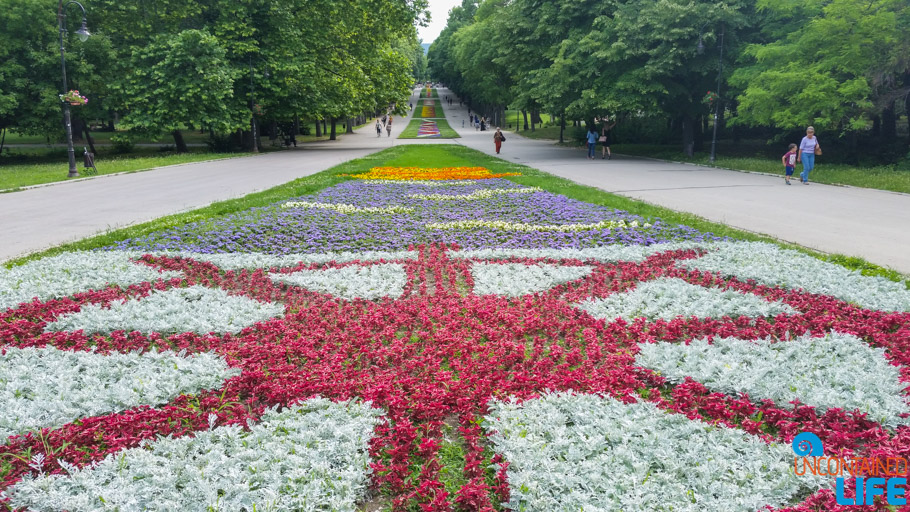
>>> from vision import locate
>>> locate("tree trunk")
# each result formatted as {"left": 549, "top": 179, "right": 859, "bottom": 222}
{"left": 694, "top": 115, "right": 705, "bottom": 152}
{"left": 315, "top": 119, "right": 322, "bottom": 137}
{"left": 346, "top": 118, "right": 354, "bottom": 134}
{"left": 681, "top": 114, "right": 695, "bottom": 157}
{"left": 322, "top": 119, "right": 327, "bottom": 134}
{"left": 559, "top": 113, "right": 566, "bottom": 144}
{"left": 330, "top": 118, "right": 337, "bottom": 140}
{"left": 522, "top": 111, "right": 529, "bottom": 131}
{"left": 71, "top": 118, "right": 85, "bottom": 142}
{"left": 83, "top": 124, "right": 97, "bottom": 154}
{"left": 872, "top": 115, "right": 881, "bottom": 137}
{"left": 172, "top": 130, "right": 188, "bottom": 153}
{"left": 294, "top": 115, "right": 301, "bottom": 135}
{"left": 882, "top": 101, "right": 896, "bottom": 143}
{"left": 0, "top": 128, "right": 6, "bottom": 156}
{"left": 532, "top": 111, "right": 542, "bottom": 125}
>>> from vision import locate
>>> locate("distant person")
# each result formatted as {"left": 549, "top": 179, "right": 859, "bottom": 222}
{"left": 480, "top": 118, "right": 486, "bottom": 131}
{"left": 469, "top": 113, "right": 474, "bottom": 124}
{"left": 376, "top": 119, "right": 382, "bottom": 137}
{"left": 586, "top": 125, "right": 598, "bottom": 159}
{"left": 600, "top": 117, "right": 617, "bottom": 160}
{"left": 797, "top": 126, "right": 820, "bottom": 184}
{"left": 475, "top": 117, "right": 480, "bottom": 130}
{"left": 386, "top": 116, "right": 393, "bottom": 137}
{"left": 781, "top": 143, "right": 798, "bottom": 185}
{"left": 493, "top": 128, "right": 505, "bottom": 154}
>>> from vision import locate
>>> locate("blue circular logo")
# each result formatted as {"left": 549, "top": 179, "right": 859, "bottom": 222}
{"left": 792, "top": 432, "right": 823, "bottom": 456}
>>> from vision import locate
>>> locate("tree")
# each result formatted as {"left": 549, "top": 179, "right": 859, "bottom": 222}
{"left": 732, "top": 0, "right": 908, "bottom": 134}
{"left": 114, "top": 29, "right": 240, "bottom": 151}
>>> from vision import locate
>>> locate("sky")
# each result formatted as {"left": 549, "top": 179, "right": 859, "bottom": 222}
{"left": 417, "top": 0, "right": 462, "bottom": 44}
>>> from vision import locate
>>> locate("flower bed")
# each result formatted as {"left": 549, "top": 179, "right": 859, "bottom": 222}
{"left": 1, "top": 166, "right": 909, "bottom": 511}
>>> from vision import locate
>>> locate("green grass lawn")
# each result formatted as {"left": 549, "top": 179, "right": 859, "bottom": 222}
{"left": 9, "top": 144, "right": 906, "bottom": 285}
{"left": 503, "top": 110, "right": 555, "bottom": 132}
{"left": 612, "top": 144, "right": 910, "bottom": 195}
{"left": 398, "top": 118, "right": 460, "bottom": 139}
{"left": 0, "top": 152, "right": 240, "bottom": 191}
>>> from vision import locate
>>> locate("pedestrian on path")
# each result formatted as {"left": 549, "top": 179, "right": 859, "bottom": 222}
{"left": 480, "top": 118, "right": 487, "bottom": 131}
{"left": 586, "top": 125, "right": 598, "bottom": 159}
{"left": 493, "top": 128, "right": 505, "bottom": 154}
{"left": 376, "top": 120, "right": 382, "bottom": 137}
{"left": 386, "top": 116, "right": 393, "bottom": 137}
{"left": 781, "top": 143, "right": 798, "bottom": 185}
{"left": 797, "top": 126, "right": 820, "bottom": 184}
{"left": 600, "top": 117, "right": 617, "bottom": 160}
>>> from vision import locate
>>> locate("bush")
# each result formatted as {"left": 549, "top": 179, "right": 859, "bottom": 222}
{"left": 206, "top": 133, "right": 241, "bottom": 153}
{"left": 110, "top": 135, "right": 134, "bottom": 154}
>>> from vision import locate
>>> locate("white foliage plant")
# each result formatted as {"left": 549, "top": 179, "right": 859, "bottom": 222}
{"left": 0, "top": 346, "right": 238, "bottom": 441}
{"left": 577, "top": 277, "right": 796, "bottom": 321}
{"left": 0, "top": 252, "right": 181, "bottom": 312}
{"left": 680, "top": 242, "right": 910, "bottom": 312}
{"left": 7, "top": 398, "right": 383, "bottom": 512}
{"left": 270, "top": 263, "right": 407, "bottom": 300}
{"left": 45, "top": 285, "right": 284, "bottom": 335}
{"left": 636, "top": 331, "right": 910, "bottom": 427}
{"left": 471, "top": 262, "right": 593, "bottom": 297}
{"left": 485, "top": 392, "right": 825, "bottom": 512}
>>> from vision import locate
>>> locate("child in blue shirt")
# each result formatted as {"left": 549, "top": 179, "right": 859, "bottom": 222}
{"left": 781, "top": 143, "right": 797, "bottom": 185}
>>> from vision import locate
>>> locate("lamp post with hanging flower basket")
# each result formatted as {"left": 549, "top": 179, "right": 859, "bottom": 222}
{"left": 697, "top": 22, "right": 724, "bottom": 164}
{"left": 57, "top": 0, "right": 91, "bottom": 177}
{"left": 60, "top": 90, "right": 88, "bottom": 106}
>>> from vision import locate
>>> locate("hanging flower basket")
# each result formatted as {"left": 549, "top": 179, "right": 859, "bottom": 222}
{"left": 703, "top": 90, "right": 719, "bottom": 106}
{"left": 252, "top": 103, "right": 265, "bottom": 116}
{"left": 60, "top": 90, "right": 88, "bottom": 106}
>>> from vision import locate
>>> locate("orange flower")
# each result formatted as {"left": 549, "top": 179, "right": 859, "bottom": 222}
{"left": 349, "top": 167, "right": 522, "bottom": 181}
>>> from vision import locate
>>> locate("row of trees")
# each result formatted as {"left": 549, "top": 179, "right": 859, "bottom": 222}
{"left": 0, "top": 0, "right": 427, "bottom": 152}
{"left": 429, "top": 0, "right": 910, "bottom": 160}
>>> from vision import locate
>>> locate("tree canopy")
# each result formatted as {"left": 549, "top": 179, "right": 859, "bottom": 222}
{"left": 0, "top": 0, "right": 427, "bottom": 149}
{"left": 429, "top": 0, "right": 910, "bottom": 158}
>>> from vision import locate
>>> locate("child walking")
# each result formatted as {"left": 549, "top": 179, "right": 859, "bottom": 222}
{"left": 781, "top": 143, "right": 798, "bottom": 185}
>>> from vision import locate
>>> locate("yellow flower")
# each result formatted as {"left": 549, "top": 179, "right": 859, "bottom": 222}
{"left": 349, "top": 167, "right": 521, "bottom": 181}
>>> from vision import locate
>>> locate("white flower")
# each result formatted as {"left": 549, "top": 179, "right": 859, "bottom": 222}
{"left": 426, "top": 219, "right": 646, "bottom": 232}
{"left": 408, "top": 187, "right": 542, "bottom": 201}
{"left": 280, "top": 201, "right": 413, "bottom": 214}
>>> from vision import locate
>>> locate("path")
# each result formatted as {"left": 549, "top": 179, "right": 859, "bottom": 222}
{"left": 4, "top": 85, "right": 910, "bottom": 275}
{"left": 435, "top": 88, "right": 910, "bottom": 274}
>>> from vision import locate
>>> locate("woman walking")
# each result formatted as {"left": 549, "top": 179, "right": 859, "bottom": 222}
{"left": 600, "top": 117, "right": 617, "bottom": 159}
{"left": 386, "top": 116, "right": 393, "bottom": 137}
{"left": 493, "top": 128, "right": 505, "bottom": 154}
{"left": 586, "top": 125, "right": 598, "bottom": 159}
{"left": 797, "top": 126, "right": 821, "bottom": 184}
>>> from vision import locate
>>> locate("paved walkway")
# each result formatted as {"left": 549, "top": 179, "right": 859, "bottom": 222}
{"left": 4, "top": 86, "right": 910, "bottom": 275}
{"left": 434, "top": 89, "right": 910, "bottom": 274}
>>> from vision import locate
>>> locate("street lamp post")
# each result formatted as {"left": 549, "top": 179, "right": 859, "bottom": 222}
{"left": 58, "top": 0, "right": 90, "bottom": 177}
{"left": 248, "top": 56, "right": 269, "bottom": 153}
{"left": 697, "top": 23, "right": 724, "bottom": 164}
